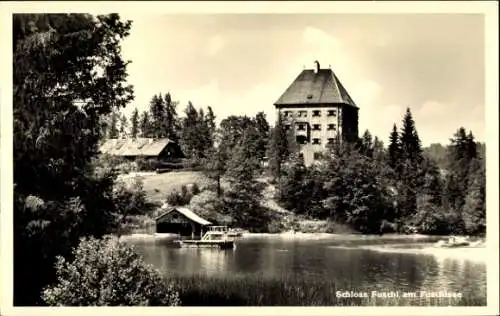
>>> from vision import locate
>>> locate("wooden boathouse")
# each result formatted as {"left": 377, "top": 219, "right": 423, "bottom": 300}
{"left": 155, "top": 206, "right": 212, "bottom": 239}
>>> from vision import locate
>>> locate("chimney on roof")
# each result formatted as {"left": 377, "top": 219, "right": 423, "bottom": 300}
{"left": 314, "top": 60, "right": 320, "bottom": 74}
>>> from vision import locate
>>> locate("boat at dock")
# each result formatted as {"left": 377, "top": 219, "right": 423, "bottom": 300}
{"left": 176, "top": 226, "right": 240, "bottom": 249}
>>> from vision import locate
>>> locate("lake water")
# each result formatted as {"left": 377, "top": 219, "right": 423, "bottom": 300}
{"left": 128, "top": 234, "right": 487, "bottom": 304}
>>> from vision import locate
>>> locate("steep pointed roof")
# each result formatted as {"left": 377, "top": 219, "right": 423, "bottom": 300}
{"left": 274, "top": 68, "right": 358, "bottom": 108}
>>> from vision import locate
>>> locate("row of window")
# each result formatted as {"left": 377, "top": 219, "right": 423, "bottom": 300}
{"left": 286, "top": 123, "right": 337, "bottom": 131}
{"left": 283, "top": 109, "right": 337, "bottom": 118}
{"left": 299, "top": 152, "right": 332, "bottom": 160}
{"left": 312, "top": 138, "right": 337, "bottom": 145}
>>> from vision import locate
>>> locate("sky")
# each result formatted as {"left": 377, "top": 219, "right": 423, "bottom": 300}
{"left": 119, "top": 13, "right": 485, "bottom": 146}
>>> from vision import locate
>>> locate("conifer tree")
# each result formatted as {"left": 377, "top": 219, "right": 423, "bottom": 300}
{"left": 462, "top": 157, "right": 485, "bottom": 235}
{"left": 163, "top": 92, "right": 179, "bottom": 142}
{"left": 149, "top": 94, "right": 165, "bottom": 139}
{"left": 388, "top": 124, "right": 400, "bottom": 169}
{"left": 399, "top": 107, "right": 423, "bottom": 164}
{"left": 361, "top": 129, "right": 374, "bottom": 158}
{"left": 205, "top": 106, "right": 217, "bottom": 146}
{"left": 267, "top": 114, "right": 289, "bottom": 181}
{"left": 445, "top": 127, "right": 479, "bottom": 213}
{"left": 372, "top": 136, "right": 385, "bottom": 162}
{"left": 223, "top": 130, "right": 266, "bottom": 230}
{"left": 180, "top": 101, "right": 206, "bottom": 158}
{"left": 139, "top": 110, "right": 151, "bottom": 138}
{"left": 255, "top": 112, "right": 270, "bottom": 161}
{"left": 119, "top": 113, "right": 128, "bottom": 139}
{"left": 108, "top": 111, "right": 119, "bottom": 139}
{"left": 130, "top": 108, "right": 139, "bottom": 138}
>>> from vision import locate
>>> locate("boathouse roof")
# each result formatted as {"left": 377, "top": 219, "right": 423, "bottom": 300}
{"left": 274, "top": 62, "right": 358, "bottom": 108}
{"left": 155, "top": 206, "right": 212, "bottom": 226}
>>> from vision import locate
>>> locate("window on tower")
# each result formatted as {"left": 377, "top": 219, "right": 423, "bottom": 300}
{"left": 297, "top": 124, "right": 306, "bottom": 131}
{"left": 312, "top": 138, "right": 321, "bottom": 144}
{"left": 312, "top": 110, "right": 321, "bottom": 117}
{"left": 327, "top": 110, "right": 337, "bottom": 116}
{"left": 327, "top": 124, "right": 336, "bottom": 131}
{"left": 298, "top": 110, "right": 307, "bottom": 117}
{"left": 312, "top": 124, "right": 321, "bottom": 130}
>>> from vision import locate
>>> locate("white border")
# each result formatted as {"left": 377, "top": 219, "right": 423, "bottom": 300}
{"left": 1, "top": 2, "right": 498, "bottom": 316}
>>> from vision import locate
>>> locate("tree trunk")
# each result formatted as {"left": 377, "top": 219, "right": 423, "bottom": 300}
{"left": 217, "top": 175, "right": 221, "bottom": 197}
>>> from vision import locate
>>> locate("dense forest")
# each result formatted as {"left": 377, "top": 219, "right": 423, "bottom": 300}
{"left": 13, "top": 13, "right": 486, "bottom": 306}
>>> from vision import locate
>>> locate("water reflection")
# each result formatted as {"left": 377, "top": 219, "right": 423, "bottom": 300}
{"left": 129, "top": 235, "right": 486, "bottom": 300}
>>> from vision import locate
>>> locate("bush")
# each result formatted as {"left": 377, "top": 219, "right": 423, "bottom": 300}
{"left": 42, "top": 236, "right": 180, "bottom": 306}
{"left": 165, "top": 184, "right": 194, "bottom": 206}
{"left": 191, "top": 183, "right": 201, "bottom": 196}
{"left": 189, "top": 190, "right": 233, "bottom": 225}
{"left": 266, "top": 217, "right": 286, "bottom": 233}
{"left": 412, "top": 195, "right": 465, "bottom": 235}
{"left": 113, "top": 177, "right": 149, "bottom": 217}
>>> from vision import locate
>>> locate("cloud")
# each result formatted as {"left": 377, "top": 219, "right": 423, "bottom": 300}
{"left": 205, "top": 35, "right": 225, "bottom": 56}
{"left": 414, "top": 100, "right": 484, "bottom": 145}
{"left": 300, "top": 26, "right": 344, "bottom": 70}
{"left": 177, "top": 79, "right": 221, "bottom": 110}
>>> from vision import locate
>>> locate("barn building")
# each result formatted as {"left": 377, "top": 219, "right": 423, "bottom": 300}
{"left": 274, "top": 61, "right": 359, "bottom": 165}
{"left": 155, "top": 206, "right": 212, "bottom": 239}
{"left": 99, "top": 138, "right": 185, "bottom": 161}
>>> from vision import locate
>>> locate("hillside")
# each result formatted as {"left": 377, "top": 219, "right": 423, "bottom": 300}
{"left": 119, "top": 170, "right": 353, "bottom": 234}
{"left": 118, "top": 171, "right": 212, "bottom": 204}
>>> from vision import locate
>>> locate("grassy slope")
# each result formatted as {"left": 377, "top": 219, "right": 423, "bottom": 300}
{"left": 137, "top": 171, "right": 212, "bottom": 204}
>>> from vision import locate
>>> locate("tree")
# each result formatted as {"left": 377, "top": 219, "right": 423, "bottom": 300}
{"left": 223, "top": 130, "right": 267, "bottom": 231}
{"left": 108, "top": 111, "right": 120, "bottom": 139}
{"left": 205, "top": 106, "right": 217, "bottom": 146}
{"left": 13, "top": 13, "right": 133, "bottom": 305}
{"left": 399, "top": 107, "right": 423, "bottom": 164}
{"left": 462, "top": 157, "right": 485, "bottom": 235}
{"left": 119, "top": 113, "right": 128, "bottom": 138}
{"left": 372, "top": 136, "right": 385, "bottom": 163}
{"left": 130, "top": 108, "right": 139, "bottom": 138}
{"left": 279, "top": 155, "right": 326, "bottom": 217}
{"left": 149, "top": 94, "right": 164, "bottom": 139}
{"left": 420, "top": 157, "right": 443, "bottom": 205}
{"left": 445, "top": 128, "right": 479, "bottom": 212}
{"left": 254, "top": 112, "right": 270, "bottom": 161}
{"left": 42, "top": 236, "right": 180, "bottom": 306}
{"left": 218, "top": 115, "right": 255, "bottom": 159}
{"left": 203, "top": 146, "right": 227, "bottom": 197}
{"left": 189, "top": 191, "right": 233, "bottom": 225}
{"left": 163, "top": 92, "right": 180, "bottom": 142}
{"left": 360, "top": 129, "right": 374, "bottom": 158}
{"left": 321, "top": 144, "right": 391, "bottom": 233}
{"left": 139, "top": 110, "right": 151, "bottom": 138}
{"left": 387, "top": 124, "right": 400, "bottom": 169}
{"left": 267, "top": 114, "right": 289, "bottom": 181}
{"left": 180, "top": 101, "right": 207, "bottom": 158}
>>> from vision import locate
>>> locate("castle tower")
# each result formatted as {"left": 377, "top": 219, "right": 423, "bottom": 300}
{"left": 274, "top": 61, "right": 359, "bottom": 165}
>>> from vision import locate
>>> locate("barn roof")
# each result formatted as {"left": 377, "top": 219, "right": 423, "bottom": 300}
{"left": 155, "top": 206, "right": 212, "bottom": 226}
{"left": 274, "top": 68, "right": 358, "bottom": 108}
{"left": 100, "top": 138, "right": 174, "bottom": 157}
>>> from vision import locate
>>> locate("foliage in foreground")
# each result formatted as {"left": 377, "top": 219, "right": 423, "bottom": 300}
{"left": 43, "top": 236, "right": 180, "bottom": 306}
{"left": 169, "top": 273, "right": 485, "bottom": 306}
